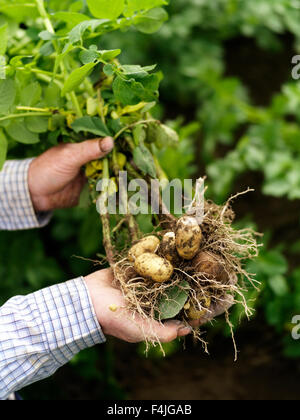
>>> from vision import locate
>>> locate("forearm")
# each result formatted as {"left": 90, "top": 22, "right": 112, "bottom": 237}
{"left": 0, "top": 159, "right": 51, "bottom": 231}
{"left": 0, "top": 277, "right": 105, "bottom": 400}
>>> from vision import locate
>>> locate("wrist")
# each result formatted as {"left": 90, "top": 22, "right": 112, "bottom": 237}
{"left": 28, "top": 159, "right": 43, "bottom": 212}
{"left": 84, "top": 269, "right": 115, "bottom": 335}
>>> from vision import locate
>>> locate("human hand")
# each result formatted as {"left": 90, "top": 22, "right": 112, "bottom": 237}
{"left": 85, "top": 269, "right": 192, "bottom": 343}
{"left": 188, "top": 296, "right": 234, "bottom": 329}
{"left": 28, "top": 137, "right": 114, "bottom": 212}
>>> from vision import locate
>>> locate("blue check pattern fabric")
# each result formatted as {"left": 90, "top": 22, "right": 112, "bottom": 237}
{"left": 0, "top": 160, "right": 106, "bottom": 399}
{"left": 0, "top": 159, "right": 51, "bottom": 230}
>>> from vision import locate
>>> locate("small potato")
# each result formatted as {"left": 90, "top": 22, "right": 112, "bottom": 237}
{"left": 159, "top": 231, "right": 178, "bottom": 263}
{"left": 175, "top": 216, "right": 202, "bottom": 260}
{"left": 134, "top": 252, "right": 174, "bottom": 283}
{"left": 193, "top": 251, "right": 229, "bottom": 283}
{"left": 128, "top": 236, "right": 160, "bottom": 262}
{"left": 187, "top": 296, "right": 211, "bottom": 320}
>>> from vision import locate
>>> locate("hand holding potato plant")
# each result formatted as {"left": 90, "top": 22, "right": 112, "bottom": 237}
{"left": 0, "top": 0, "right": 261, "bottom": 356}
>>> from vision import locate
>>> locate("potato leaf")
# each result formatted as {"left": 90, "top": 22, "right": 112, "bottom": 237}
{"left": 134, "top": 8, "right": 168, "bottom": 34}
{"left": 0, "top": 24, "right": 8, "bottom": 56}
{"left": 69, "top": 20, "right": 109, "bottom": 44}
{"left": 87, "top": 0, "right": 125, "bottom": 20}
{"left": 79, "top": 49, "right": 99, "bottom": 65}
{"left": 54, "top": 12, "right": 91, "bottom": 28}
{"left": 0, "top": 129, "right": 8, "bottom": 170}
{"left": 133, "top": 144, "right": 157, "bottom": 178}
{"left": 0, "top": 79, "right": 16, "bottom": 114}
{"left": 25, "top": 116, "right": 49, "bottom": 134}
{"left": 157, "top": 281, "right": 190, "bottom": 320}
{"left": 113, "top": 77, "right": 145, "bottom": 106}
{"left": 62, "top": 62, "right": 97, "bottom": 96}
{"left": 20, "top": 82, "right": 42, "bottom": 107}
{"left": 0, "top": 3, "right": 38, "bottom": 22}
{"left": 147, "top": 122, "right": 179, "bottom": 149}
{"left": 6, "top": 121, "right": 40, "bottom": 144}
{"left": 113, "top": 74, "right": 159, "bottom": 106}
{"left": 71, "top": 116, "right": 111, "bottom": 137}
{"left": 124, "top": 0, "right": 168, "bottom": 17}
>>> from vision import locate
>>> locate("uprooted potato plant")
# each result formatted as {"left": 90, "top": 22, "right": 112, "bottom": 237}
{"left": 109, "top": 181, "right": 261, "bottom": 358}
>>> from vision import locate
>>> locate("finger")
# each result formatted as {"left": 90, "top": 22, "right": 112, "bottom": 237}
{"left": 67, "top": 137, "right": 114, "bottom": 170}
{"left": 189, "top": 295, "right": 234, "bottom": 328}
{"left": 145, "top": 319, "right": 192, "bottom": 343}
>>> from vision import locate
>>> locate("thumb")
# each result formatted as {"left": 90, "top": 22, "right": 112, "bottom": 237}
{"left": 68, "top": 137, "right": 114, "bottom": 168}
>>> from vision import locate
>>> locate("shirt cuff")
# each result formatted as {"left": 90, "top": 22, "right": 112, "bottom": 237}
{"left": 0, "top": 277, "right": 105, "bottom": 398}
{"left": 0, "top": 159, "right": 52, "bottom": 231}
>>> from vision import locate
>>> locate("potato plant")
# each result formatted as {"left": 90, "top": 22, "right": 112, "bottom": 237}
{"left": 0, "top": 0, "right": 261, "bottom": 352}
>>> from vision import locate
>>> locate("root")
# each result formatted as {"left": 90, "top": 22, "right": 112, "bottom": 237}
{"left": 105, "top": 188, "right": 261, "bottom": 358}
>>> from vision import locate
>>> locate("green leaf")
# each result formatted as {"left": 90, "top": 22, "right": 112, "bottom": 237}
{"left": 124, "top": 0, "right": 168, "bottom": 17}
{"left": 25, "top": 116, "right": 49, "bottom": 133}
{"left": 62, "top": 62, "right": 97, "bottom": 96}
{"left": 0, "top": 129, "right": 8, "bottom": 170}
{"left": 157, "top": 281, "right": 190, "bottom": 320}
{"left": 147, "top": 122, "right": 179, "bottom": 149}
{"left": 6, "top": 121, "right": 40, "bottom": 144}
{"left": 20, "top": 82, "right": 42, "bottom": 107}
{"left": 44, "top": 83, "right": 62, "bottom": 108}
{"left": 71, "top": 116, "right": 111, "bottom": 137}
{"left": 87, "top": 0, "right": 124, "bottom": 20}
{"left": 99, "top": 49, "right": 121, "bottom": 61}
{"left": 39, "top": 30, "right": 55, "bottom": 41}
{"left": 121, "top": 64, "right": 157, "bottom": 78}
{"left": 69, "top": 20, "right": 108, "bottom": 43}
{"left": 113, "top": 76, "right": 144, "bottom": 105}
{"left": 54, "top": 12, "right": 91, "bottom": 28}
{"left": 133, "top": 144, "right": 157, "bottom": 178}
{"left": 268, "top": 275, "right": 289, "bottom": 297}
{"left": 79, "top": 49, "right": 99, "bottom": 65}
{"left": 133, "top": 124, "right": 146, "bottom": 145}
{"left": 134, "top": 8, "right": 168, "bottom": 34}
{"left": 113, "top": 74, "right": 159, "bottom": 106}
{"left": 0, "top": 3, "right": 38, "bottom": 22}
{"left": 0, "top": 24, "right": 8, "bottom": 56}
{"left": 0, "top": 79, "right": 16, "bottom": 114}
{"left": 40, "top": 41, "right": 55, "bottom": 57}
{"left": 103, "top": 64, "right": 115, "bottom": 76}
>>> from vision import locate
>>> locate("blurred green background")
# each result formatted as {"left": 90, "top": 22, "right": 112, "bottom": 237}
{"left": 1, "top": 0, "right": 300, "bottom": 400}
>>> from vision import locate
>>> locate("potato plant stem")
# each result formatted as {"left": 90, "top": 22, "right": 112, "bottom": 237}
{"left": 0, "top": 112, "right": 53, "bottom": 122}
{"left": 69, "top": 91, "right": 83, "bottom": 118}
{"left": 35, "top": 0, "right": 55, "bottom": 34}
{"left": 112, "top": 149, "right": 139, "bottom": 242}
{"left": 114, "top": 119, "right": 158, "bottom": 141}
{"left": 100, "top": 159, "right": 115, "bottom": 265}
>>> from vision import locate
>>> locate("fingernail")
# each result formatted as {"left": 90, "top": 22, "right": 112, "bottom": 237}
{"left": 177, "top": 326, "right": 193, "bottom": 337}
{"left": 99, "top": 137, "right": 114, "bottom": 153}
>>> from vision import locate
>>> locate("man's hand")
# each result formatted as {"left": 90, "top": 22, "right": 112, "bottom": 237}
{"left": 85, "top": 269, "right": 193, "bottom": 343}
{"left": 28, "top": 137, "right": 114, "bottom": 212}
{"left": 188, "top": 296, "right": 234, "bottom": 329}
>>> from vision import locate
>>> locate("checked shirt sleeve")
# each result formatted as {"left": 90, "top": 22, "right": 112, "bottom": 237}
{"left": 0, "top": 159, "right": 51, "bottom": 230}
{"left": 0, "top": 277, "right": 106, "bottom": 399}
